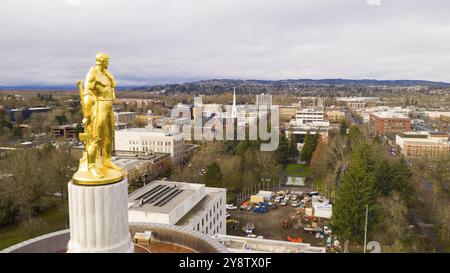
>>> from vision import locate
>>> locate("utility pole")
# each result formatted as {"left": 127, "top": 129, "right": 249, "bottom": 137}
{"left": 364, "top": 204, "right": 368, "bottom": 253}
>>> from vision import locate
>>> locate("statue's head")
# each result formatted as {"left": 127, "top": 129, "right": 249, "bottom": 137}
{"left": 95, "top": 52, "right": 110, "bottom": 68}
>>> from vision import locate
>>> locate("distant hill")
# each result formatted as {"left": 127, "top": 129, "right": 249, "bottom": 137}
{"left": 1, "top": 78, "right": 450, "bottom": 90}
{"left": 190, "top": 78, "right": 450, "bottom": 87}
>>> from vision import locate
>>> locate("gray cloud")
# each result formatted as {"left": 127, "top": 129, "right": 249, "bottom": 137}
{"left": 1, "top": 0, "right": 450, "bottom": 86}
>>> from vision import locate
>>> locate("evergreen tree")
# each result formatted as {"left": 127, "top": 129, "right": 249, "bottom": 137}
{"left": 203, "top": 162, "right": 223, "bottom": 188}
{"left": 301, "top": 131, "right": 314, "bottom": 164}
{"left": 373, "top": 159, "right": 394, "bottom": 196}
{"left": 312, "top": 132, "right": 320, "bottom": 151}
{"left": 277, "top": 131, "right": 290, "bottom": 164}
{"left": 331, "top": 143, "right": 378, "bottom": 243}
{"left": 288, "top": 132, "right": 299, "bottom": 159}
{"left": 391, "top": 157, "right": 413, "bottom": 204}
{"left": 347, "top": 125, "right": 364, "bottom": 150}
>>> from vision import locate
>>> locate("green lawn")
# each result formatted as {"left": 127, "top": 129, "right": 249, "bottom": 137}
{"left": 0, "top": 205, "right": 68, "bottom": 251}
{"left": 285, "top": 163, "right": 311, "bottom": 177}
{"left": 312, "top": 178, "right": 324, "bottom": 192}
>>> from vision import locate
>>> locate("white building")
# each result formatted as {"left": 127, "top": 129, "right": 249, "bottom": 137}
{"left": 295, "top": 107, "right": 325, "bottom": 124}
{"left": 115, "top": 127, "right": 184, "bottom": 165}
{"left": 312, "top": 195, "right": 332, "bottom": 219}
{"left": 128, "top": 180, "right": 227, "bottom": 236}
{"left": 256, "top": 93, "right": 272, "bottom": 109}
{"left": 355, "top": 106, "right": 411, "bottom": 124}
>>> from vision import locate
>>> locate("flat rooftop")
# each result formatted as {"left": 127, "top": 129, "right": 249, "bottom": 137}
{"left": 176, "top": 187, "right": 225, "bottom": 228}
{"left": 128, "top": 180, "right": 204, "bottom": 215}
{"left": 114, "top": 158, "right": 150, "bottom": 170}
{"left": 372, "top": 111, "right": 409, "bottom": 119}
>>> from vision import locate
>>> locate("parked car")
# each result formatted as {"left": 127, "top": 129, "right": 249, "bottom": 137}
{"left": 280, "top": 201, "right": 287, "bottom": 206}
{"left": 291, "top": 201, "right": 299, "bottom": 207}
{"left": 226, "top": 204, "right": 237, "bottom": 210}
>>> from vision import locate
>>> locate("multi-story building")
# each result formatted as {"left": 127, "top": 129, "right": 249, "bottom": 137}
{"left": 128, "top": 180, "right": 226, "bottom": 236}
{"left": 113, "top": 152, "right": 172, "bottom": 186}
{"left": 51, "top": 124, "right": 77, "bottom": 139}
{"left": 347, "top": 102, "right": 366, "bottom": 109}
{"left": 114, "top": 111, "right": 136, "bottom": 124}
{"left": 395, "top": 132, "right": 450, "bottom": 157}
{"left": 295, "top": 107, "right": 325, "bottom": 124}
{"left": 279, "top": 105, "right": 298, "bottom": 121}
{"left": 325, "top": 110, "right": 345, "bottom": 123}
{"left": 115, "top": 127, "right": 184, "bottom": 165}
{"left": 4, "top": 107, "right": 52, "bottom": 122}
{"left": 369, "top": 111, "right": 411, "bottom": 136}
{"left": 256, "top": 93, "right": 272, "bottom": 109}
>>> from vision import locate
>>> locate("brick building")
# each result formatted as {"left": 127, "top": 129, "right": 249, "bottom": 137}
{"left": 369, "top": 111, "right": 411, "bottom": 136}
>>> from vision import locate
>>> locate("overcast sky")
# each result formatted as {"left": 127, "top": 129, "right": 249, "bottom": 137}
{"left": 1, "top": 0, "right": 450, "bottom": 86}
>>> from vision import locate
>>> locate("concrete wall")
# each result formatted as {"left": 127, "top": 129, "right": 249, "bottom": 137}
{"left": 1, "top": 229, "right": 70, "bottom": 253}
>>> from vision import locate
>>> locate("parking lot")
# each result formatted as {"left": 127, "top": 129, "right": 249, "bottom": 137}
{"left": 226, "top": 187, "right": 331, "bottom": 248}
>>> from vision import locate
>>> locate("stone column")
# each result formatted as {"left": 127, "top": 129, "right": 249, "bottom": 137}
{"left": 67, "top": 178, "right": 134, "bottom": 253}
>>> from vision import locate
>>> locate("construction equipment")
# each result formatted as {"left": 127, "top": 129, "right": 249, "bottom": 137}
{"left": 287, "top": 235, "right": 303, "bottom": 243}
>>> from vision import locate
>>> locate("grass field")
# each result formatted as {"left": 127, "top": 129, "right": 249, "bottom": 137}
{"left": 312, "top": 178, "right": 324, "bottom": 192}
{"left": 0, "top": 205, "right": 68, "bottom": 251}
{"left": 285, "top": 163, "right": 311, "bottom": 177}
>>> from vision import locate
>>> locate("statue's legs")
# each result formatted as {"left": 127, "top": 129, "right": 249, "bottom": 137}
{"left": 102, "top": 107, "right": 122, "bottom": 171}
{"left": 87, "top": 100, "right": 111, "bottom": 178}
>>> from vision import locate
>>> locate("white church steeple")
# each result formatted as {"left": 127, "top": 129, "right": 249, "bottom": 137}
{"left": 232, "top": 86, "right": 237, "bottom": 119}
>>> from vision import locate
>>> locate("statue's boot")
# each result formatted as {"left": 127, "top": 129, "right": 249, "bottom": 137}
{"left": 103, "top": 160, "right": 122, "bottom": 171}
{"left": 89, "top": 164, "right": 105, "bottom": 178}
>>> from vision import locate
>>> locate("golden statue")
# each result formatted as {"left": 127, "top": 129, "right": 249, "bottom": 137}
{"left": 73, "top": 52, "right": 124, "bottom": 185}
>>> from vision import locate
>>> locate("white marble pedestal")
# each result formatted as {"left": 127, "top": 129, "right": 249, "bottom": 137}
{"left": 67, "top": 178, "right": 134, "bottom": 253}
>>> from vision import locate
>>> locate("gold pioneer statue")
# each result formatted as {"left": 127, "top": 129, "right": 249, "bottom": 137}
{"left": 73, "top": 52, "right": 124, "bottom": 185}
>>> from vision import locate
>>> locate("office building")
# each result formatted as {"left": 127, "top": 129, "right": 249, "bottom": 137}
{"left": 115, "top": 127, "right": 184, "bottom": 165}
{"left": 128, "top": 180, "right": 227, "bottom": 236}
{"left": 395, "top": 132, "right": 450, "bottom": 157}
{"left": 369, "top": 111, "right": 411, "bottom": 136}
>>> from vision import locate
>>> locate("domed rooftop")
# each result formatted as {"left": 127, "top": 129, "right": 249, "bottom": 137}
{"left": 1, "top": 223, "right": 228, "bottom": 253}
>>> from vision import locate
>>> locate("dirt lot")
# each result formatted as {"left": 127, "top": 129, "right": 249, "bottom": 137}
{"left": 227, "top": 187, "right": 330, "bottom": 248}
